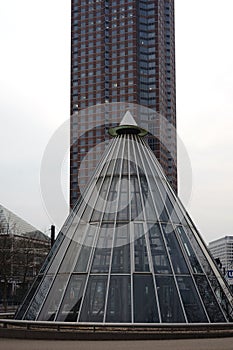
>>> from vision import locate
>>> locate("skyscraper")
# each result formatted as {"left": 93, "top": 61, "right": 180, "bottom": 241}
{"left": 70, "top": 0, "right": 177, "bottom": 208}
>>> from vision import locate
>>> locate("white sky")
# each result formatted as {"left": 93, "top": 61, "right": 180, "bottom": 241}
{"left": 0, "top": 1, "right": 233, "bottom": 243}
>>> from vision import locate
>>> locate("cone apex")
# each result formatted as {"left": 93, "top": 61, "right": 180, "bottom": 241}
{"left": 120, "top": 111, "right": 138, "bottom": 126}
{"left": 108, "top": 111, "right": 148, "bottom": 137}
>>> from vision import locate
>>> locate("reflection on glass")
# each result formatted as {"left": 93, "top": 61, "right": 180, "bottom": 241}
{"left": 48, "top": 236, "right": 72, "bottom": 274}
{"left": 177, "top": 276, "right": 208, "bottom": 323}
{"left": 91, "top": 176, "right": 111, "bottom": 222}
{"left": 133, "top": 274, "right": 159, "bottom": 323}
{"left": 38, "top": 274, "right": 69, "bottom": 321}
{"left": 185, "top": 226, "right": 213, "bottom": 276}
{"left": 148, "top": 225, "right": 171, "bottom": 274}
{"left": 149, "top": 177, "right": 169, "bottom": 222}
{"left": 112, "top": 224, "right": 130, "bottom": 273}
{"left": 117, "top": 176, "right": 129, "bottom": 221}
{"left": 156, "top": 276, "right": 185, "bottom": 322}
{"left": 134, "top": 224, "right": 149, "bottom": 272}
{"left": 194, "top": 275, "right": 226, "bottom": 322}
{"left": 176, "top": 226, "right": 203, "bottom": 274}
{"left": 208, "top": 276, "right": 233, "bottom": 322}
{"left": 130, "top": 175, "right": 143, "bottom": 220}
{"left": 24, "top": 276, "right": 53, "bottom": 320}
{"left": 74, "top": 246, "right": 92, "bottom": 272}
{"left": 16, "top": 275, "right": 42, "bottom": 319}
{"left": 59, "top": 240, "right": 80, "bottom": 273}
{"left": 74, "top": 225, "right": 97, "bottom": 272}
{"left": 103, "top": 176, "right": 119, "bottom": 222}
{"left": 80, "top": 276, "right": 107, "bottom": 322}
{"left": 56, "top": 275, "right": 86, "bottom": 322}
{"left": 162, "top": 224, "right": 188, "bottom": 274}
{"left": 106, "top": 276, "right": 131, "bottom": 322}
{"left": 139, "top": 174, "right": 148, "bottom": 205}
{"left": 144, "top": 191, "right": 158, "bottom": 222}
{"left": 91, "top": 224, "right": 113, "bottom": 273}
{"left": 156, "top": 179, "right": 180, "bottom": 224}
{"left": 40, "top": 232, "right": 65, "bottom": 274}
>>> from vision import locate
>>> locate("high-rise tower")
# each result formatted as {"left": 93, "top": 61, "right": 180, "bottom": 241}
{"left": 70, "top": 0, "right": 176, "bottom": 208}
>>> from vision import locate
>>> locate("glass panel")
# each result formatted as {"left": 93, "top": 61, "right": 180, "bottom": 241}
{"left": 103, "top": 176, "right": 119, "bottom": 222}
{"left": 156, "top": 276, "right": 185, "bottom": 322}
{"left": 48, "top": 236, "right": 72, "bottom": 274}
{"left": 185, "top": 226, "right": 213, "bottom": 276}
{"left": 130, "top": 162, "right": 148, "bottom": 220}
{"left": 133, "top": 274, "right": 159, "bottom": 323}
{"left": 40, "top": 232, "right": 65, "bottom": 274}
{"left": 148, "top": 225, "right": 171, "bottom": 274}
{"left": 156, "top": 179, "right": 180, "bottom": 224}
{"left": 106, "top": 276, "right": 131, "bottom": 322}
{"left": 59, "top": 240, "right": 80, "bottom": 273}
{"left": 139, "top": 174, "right": 148, "bottom": 203}
{"left": 38, "top": 274, "right": 69, "bottom": 321}
{"left": 194, "top": 275, "right": 226, "bottom": 322}
{"left": 176, "top": 226, "right": 203, "bottom": 274}
{"left": 91, "top": 176, "right": 111, "bottom": 222}
{"left": 74, "top": 225, "right": 97, "bottom": 272}
{"left": 105, "top": 158, "right": 117, "bottom": 176}
{"left": 134, "top": 224, "right": 149, "bottom": 272}
{"left": 23, "top": 276, "right": 53, "bottom": 320}
{"left": 130, "top": 175, "right": 143, "bottom": 220}
{"left": 144, "top": 190, "right": 158, "bottom": 222}
{"left": 162, "top": 224, "right": 189, "bottom": 274}
{"left": 91, "top": 224, "right": 113, "bottom": 273}
{"left": 149, "top": 176, "right": 169, "bottom": 222}
{"left": 79, "top": 275, "right": 108, "bottom": 322}
{"left": 121, "top": 158, "right": 128, "bottom": 175}
{"left": 117, "top": 176, "right": 129, "bottom": 221}
{"left": 111, "top": 224, "right": 130, "bottom": 273}
{"left": 113, "top": 158, "right": 122, "bottom": 176}
{"left": 74, "top": 246, "right": 92, "bottom": 273}
{"left": 56, "top": 275, "right": 86, "bottom": 322}
{"left": 177, "top": 276, "right": 208, "bottom": 323}
{"left": 15, "top": 275, "right": 42, "bottom": 319}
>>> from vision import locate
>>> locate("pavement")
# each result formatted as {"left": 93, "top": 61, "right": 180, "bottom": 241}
{"left": 1, "top": 338, "right": 233, "bottom": 350}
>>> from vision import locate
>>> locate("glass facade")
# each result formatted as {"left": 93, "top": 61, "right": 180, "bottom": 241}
{"left": 16, "top": 114, "right": 233, "bottom": 323}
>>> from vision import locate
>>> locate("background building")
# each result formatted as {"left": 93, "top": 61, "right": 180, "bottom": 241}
{"left": 70, "top": 0, "right": 177, "bottom": 207}
{"left": 209, "top": 236, "right": 233, "bottom": 287}
{"left": 0, "top": 204, "right": 50, "bottom": 311}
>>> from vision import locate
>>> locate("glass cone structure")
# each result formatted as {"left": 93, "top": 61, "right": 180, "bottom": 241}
{"left": 16, "top": 112, "right": 233, "bottom": 324}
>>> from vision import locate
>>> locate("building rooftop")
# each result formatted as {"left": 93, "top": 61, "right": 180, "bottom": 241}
{"left": 0, "top": 204, "right": 49, "bottom": 241}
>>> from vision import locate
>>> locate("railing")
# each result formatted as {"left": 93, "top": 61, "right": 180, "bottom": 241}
{"left": 0, "top": 313, "right": 15, "bottom": 319}
{"left": 0, "top": 319, "right": 233, "bottom": 340}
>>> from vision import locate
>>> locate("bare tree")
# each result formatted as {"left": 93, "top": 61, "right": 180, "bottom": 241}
{"left": 0, "top": 214, "right": 50, "bottom": 312}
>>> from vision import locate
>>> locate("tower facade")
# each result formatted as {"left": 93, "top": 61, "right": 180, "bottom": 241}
{"left": 70, "top": 0, "right": 177, "bottom": 207}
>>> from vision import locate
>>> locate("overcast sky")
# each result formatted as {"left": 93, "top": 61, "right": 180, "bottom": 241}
{"left": 0, "top": 1, "right": 233, "bottom": 243}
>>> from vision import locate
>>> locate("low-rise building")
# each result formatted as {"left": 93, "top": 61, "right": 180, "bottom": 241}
{"left": 0, "top": 204, "right": 50, "bottom": 311}
{"left": 209, "top": 236, "right": 233, "bottom": 287}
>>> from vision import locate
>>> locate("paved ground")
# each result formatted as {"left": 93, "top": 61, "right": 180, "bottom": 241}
{"left": 1, "top": 338, "right": 233, "bottom": 350}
